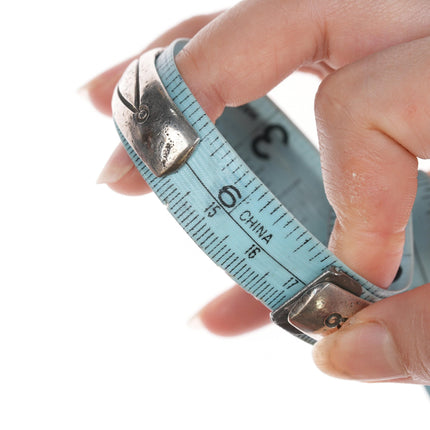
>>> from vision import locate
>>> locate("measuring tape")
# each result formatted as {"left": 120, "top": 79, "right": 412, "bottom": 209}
{"left": 112, "top": 39, "right": 430, "bottom": 346}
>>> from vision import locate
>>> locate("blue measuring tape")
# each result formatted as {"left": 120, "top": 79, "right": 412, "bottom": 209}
{"left": 112, "top": 38, "right": 430, "bottom": 377}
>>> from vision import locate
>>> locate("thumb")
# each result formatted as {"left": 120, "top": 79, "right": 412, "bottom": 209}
{"left": 312, "top": 284, "right": 430, "bottom": 384}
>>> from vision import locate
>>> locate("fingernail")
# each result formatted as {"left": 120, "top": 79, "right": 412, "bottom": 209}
{"left": 97, "top": 144, "right": 134, "bottom": 185}
{"left": 312, "top": 322, "right": 405, "bottom": 381}
{"left": 77, "top": 83, "right": 91, "bottom": 101}
{"left": 187, "top": 313, "right": 205, "bottom": 330}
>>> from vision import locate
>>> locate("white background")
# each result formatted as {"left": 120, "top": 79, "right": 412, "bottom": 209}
{"left": 0, "top": 1, "right": 428, "bottom": 429}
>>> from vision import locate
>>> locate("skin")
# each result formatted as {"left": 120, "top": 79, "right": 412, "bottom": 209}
{"left": 84, "top": 1, "right": 430, "bottom": 384}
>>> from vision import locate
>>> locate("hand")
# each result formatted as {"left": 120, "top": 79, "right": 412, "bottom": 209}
{"left": 85, "top": 1, "right": 430, "bottom": 384}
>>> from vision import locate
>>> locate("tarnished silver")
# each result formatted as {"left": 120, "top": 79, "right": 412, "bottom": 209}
{"left": 112, "top": 48, "right": 200, "bottom": 177}
{"left": 271, "top": 268, "right": 369, "bottom": 341}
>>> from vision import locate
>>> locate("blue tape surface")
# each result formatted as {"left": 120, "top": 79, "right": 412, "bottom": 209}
{"left": 114, "top": 39, "right": 430, "bottom": 395}
{"left": 115, "top": 40, "right": 430, "bottom": 312}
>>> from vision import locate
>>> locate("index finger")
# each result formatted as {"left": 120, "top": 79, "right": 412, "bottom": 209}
{"left": 176, "top": 0, "right": 430, "bottom": 121}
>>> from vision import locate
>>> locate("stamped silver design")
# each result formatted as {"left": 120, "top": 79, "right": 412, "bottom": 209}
{"left": 112, "top": 48, "right": 200, "bottom": 177}
{"left": 271, "top": 268, "right": 370, "bottom": 341}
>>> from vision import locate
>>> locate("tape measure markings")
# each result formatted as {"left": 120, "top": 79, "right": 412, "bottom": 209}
{"left": 113, "top": 40, "right": 430, "bottom": 397}
{"left": 159, "top": 41, "right": 428, "bottom": 302}
{"left": 184, "top": 161, "right": 307, "bottom": 282}
{"left": 114, "top": 39, "right": 430, "bottom": 316}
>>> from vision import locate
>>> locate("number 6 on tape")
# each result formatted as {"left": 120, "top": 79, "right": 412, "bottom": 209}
{"left": 112, "top": 39, "right": 430, "bottom": 345}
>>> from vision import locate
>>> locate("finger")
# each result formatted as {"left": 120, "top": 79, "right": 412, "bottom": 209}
{"left": 191, "top": 285, "right": 271, "bottom": 336}
{"left": 191, "top": 172, "right": 430, "bottom": 339}
{"left": 98, "top": 1, "right": 430, "bottom": 195}
{"left": 93, "top": 13, "right": 222, "bottom": 193}
{"left": 315, "top": 36, "right": 430, "bottom": 287}
{"left": 89, "top": 13, "right": 225, "bottom": 194}
{"left": 313, "top": 284, "right": 430, "bottom": 384}
{"left": 83, "top": 12, "right": 221, "bottom": 116}
{"left": 172, "top": 1, "right": 429, "bottom": 335}
{"left": 97, "top": 143, "right": 151, "bottom": 195}
{"left": 175, "top": 0, "right": 430, "bottom": 122}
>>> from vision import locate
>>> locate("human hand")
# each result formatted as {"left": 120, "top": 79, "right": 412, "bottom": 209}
{"left": 85, "top": 1, "right": 430, "bottom": 384}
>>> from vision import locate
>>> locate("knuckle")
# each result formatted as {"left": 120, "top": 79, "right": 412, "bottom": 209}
{"left": 315, "top": 69, "right": 366, "bottom": 131}
{"left": 408, "top": 120, "right": 430, "bottom": 159}
{"left": 412, "top": 354, "right": 430, "bottom": 383}
{"left": 315, "top": 77, "right": 368, "bottom": 157}
{"left": 392, "top": 286, "right": 430, "bottom": 383}
{"left": 404, "top": 310, "right": 430, "bottom": 382}
{"left": 314, "top": 72, "right": 349, "bottom": 123}
{"left": 404, "top": 341, "right": 430, "bottom": 383}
